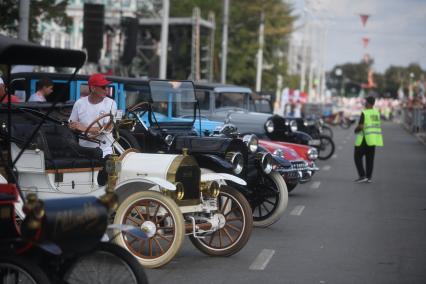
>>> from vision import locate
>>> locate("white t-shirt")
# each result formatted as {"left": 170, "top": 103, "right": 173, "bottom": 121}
{"left": 69, "top": 96, "right": 117, "bottom": 157}
{"left": 28, "top": 91, "right": 46, "bottom": 102}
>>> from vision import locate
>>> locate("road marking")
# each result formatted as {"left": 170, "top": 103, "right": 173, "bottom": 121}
{"left": 323, "top": 165, "right": 331, "bottom": 171}
{"left": 249, "top": 249, "right": 275, "bottom": 270}
{"left": 310, "top": 181, "right": 321, "bottom": 189}
{"left": 343, "top": 140, "right": 347, "bottom": 144}
{"left": 290, "top": 205, "right": 305, "bottom": 216}
{"left": 332, "top": 154, "right": 338, "bottom": 159}
{"left": 338, "top": 146, "right": 343, "bottom": 150}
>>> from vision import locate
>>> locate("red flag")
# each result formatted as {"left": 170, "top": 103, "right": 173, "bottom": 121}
{"left": 360, "top": 14, "right": 370, "bottom": 27}
{"left": 362, "top": 37, "right": 370, "bottom": 48}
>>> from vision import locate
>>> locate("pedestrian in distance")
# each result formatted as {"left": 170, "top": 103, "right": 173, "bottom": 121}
{"left": 28, "top": 77, "right": 53, "bottom": 102}
{"left": 353, "top": 96, "right": 383, "bottom": 183}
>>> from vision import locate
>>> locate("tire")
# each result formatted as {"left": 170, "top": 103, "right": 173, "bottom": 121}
{"left": 113, "top": 191, "right": 185, "bottom": 268}
{"left": 321, "top": 125, "right": 333, "bottom": 138}
{"left": 251, "top": 172, "right": 288, "bottom": 228}
{"left": 317, "top": 135, "right": 335, "bottom": 160}
{"left": 286, "top": 182, "right": 298, "bottom": 193}
{"left": 115, "top": 129, "right": 142, "bottom": 151}
{"left": 63, "top": 243, "right": 148, "bottom": 284}
{"left": 339, "top": 118, "right": 351, "bottom": 129}
{"left": 0, "top": 255, "right": 51, "bottom": 284}
{"left": 189, "top": 185, "right": 253, "bottom": 257}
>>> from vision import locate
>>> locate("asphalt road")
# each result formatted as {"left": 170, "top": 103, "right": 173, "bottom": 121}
{"left": 145, "top": 122, "right": 426, "bottom": 284}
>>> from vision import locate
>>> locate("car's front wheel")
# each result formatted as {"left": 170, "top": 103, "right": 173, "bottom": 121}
{"left": 113, "top": 191, "right": 185, "bottom": 268}
{"left": 251, "top": 172, "right": 288, "bottom": 228}
{"left": 189, "top": 185, "right": 252, "bottom": 256}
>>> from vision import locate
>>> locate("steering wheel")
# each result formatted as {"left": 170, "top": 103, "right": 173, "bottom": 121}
{"left": 84, "top": 113, "right": 114, "bottom": 139}
{"left": 127, "top": 101, "right": 150, "bottom": 112}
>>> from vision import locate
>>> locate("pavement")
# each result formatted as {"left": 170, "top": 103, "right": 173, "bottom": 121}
{"left": 144, "top": 121, "right": 426, "bottom": 284}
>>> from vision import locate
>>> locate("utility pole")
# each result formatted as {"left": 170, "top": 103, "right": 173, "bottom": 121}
{"left": 255, "top": 11, "right": 265, "bottom": 92}
{"left": 208, "top": 12, "right": 216, "bottom": 82}
{"left": 220, "top": 0, "right": 229, "bottom": 84}
{"left": 159, "top": 0, "right": 170, "bottom": 79}
{"left": 18, "top": 0, "right": 30, "bottom": 41}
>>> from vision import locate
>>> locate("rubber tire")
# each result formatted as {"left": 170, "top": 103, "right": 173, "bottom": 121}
{"left": 113, "top": 191, "right": 185, "bottom": 269}
{"left": 317, "top": 135, "right": 335, "bottom": 160}
{"left": 340, "top": 119, "right": 351, "bottom": 129}
{"left": 252, "top": 172, "right": 288, "bottom": 228}
{"left": 189, "top": 185, "right": 253, "bottom": 257}
{"left": 63, "top": 242, "right": 148, "bottom": 284}
{"left": 287, "top": 182, "right": 298, "bottom": 193}
{"left": 321, "top": 125, "right": 333, "bottom": 138}
{"left": 115, "top": 129, "right": 142, "bottom": 151}
{"left": 0, "top": 255, "right": 51, "bottom": 284}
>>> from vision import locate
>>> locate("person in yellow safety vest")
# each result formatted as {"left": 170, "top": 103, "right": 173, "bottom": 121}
{"left": 353, "top": 96, "right": 383, "bottom": 183}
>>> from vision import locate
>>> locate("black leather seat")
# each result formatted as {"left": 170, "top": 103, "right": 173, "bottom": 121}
{"left": 11, "top": 123, "right": 103, "bottom": 170}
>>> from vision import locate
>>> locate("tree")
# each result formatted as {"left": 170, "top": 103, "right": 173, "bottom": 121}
{"left": 0, "top": 0, "right": 71, "bottom": 42}
{"left": 170, "top": 0, "right": 295, "bottom": 90}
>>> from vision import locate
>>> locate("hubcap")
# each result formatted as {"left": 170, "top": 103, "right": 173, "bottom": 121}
{"left": 141, "top": 220, "right": 157, "bottom": 238}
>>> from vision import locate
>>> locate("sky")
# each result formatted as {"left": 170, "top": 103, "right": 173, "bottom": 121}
{"left": 290, "top": 0, "right": 426, "bottom": 73}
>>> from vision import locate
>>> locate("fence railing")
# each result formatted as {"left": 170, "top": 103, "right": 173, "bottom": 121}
{"left": 402, "top": 107, "right": 426, "bottom": 134}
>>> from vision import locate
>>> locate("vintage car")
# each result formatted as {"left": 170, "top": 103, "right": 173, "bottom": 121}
{"left": 0, "top": 34, "right": 148, "bottom": 283}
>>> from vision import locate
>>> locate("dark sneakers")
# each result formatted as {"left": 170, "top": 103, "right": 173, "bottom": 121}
{"left": 354, "top": 177, "right": 368, "bottom": 183}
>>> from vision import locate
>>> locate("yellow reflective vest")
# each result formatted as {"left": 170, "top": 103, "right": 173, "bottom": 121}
{"left": 355, "top": 109, "right": 383, "bottom": 147}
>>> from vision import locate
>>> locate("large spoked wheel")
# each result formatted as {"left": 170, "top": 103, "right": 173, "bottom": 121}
{"left": 189, "top": 186, "right": 253, "bottom": 257}
{"left": 321, "top": 125, "right": 333, "bottom": 138}
{"left": 0, "top": 255, "right": 51, "bottom": 284}
{"left": 63, "top": 243, "right": 148, "bottom": 284}
{"left": 251, "top": 172, "right": 288, "bottom": 228}
{"left": 113, "top": 191, "right": 185, "bottom": 268}
{"left": 317, "top": 135, "right": 335, "bottom": 160}
{"left": 339, "top": 118, "right": 352, "bottom": 129}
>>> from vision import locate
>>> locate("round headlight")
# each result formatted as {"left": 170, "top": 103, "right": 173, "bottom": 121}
{"left": 290, "top": 120, "right": 298, "bottom": 132}
{"left": 226, "top": 152, "right": 244, "bottom": 175}
{"left": 243, "top": 134, "right": 258, "bottom": 153}
{"left": 307, "top": 147, "right": 318, "bottom": 161}
{"left": 273, "top": 148, "right": 284, "bottom": 158}
{"left": 164, "top": 134, "right": 174, "bottom": 146}
{"left": 260, "top": 152, "right": 273, "bottom": 174}
{"left": 265, "top": 120, "right": 274, "bottom": 133}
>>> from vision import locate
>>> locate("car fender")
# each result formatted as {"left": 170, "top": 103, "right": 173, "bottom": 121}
{"left": 115, "top": 177, "right": 176, "bottom": 192}
{"left": 200, "top": 170, "right": 247, "bottom": 186}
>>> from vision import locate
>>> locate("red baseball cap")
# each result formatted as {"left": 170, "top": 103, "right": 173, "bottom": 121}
{"left": 88, "top": 73, "right": 111, "bottom": 87}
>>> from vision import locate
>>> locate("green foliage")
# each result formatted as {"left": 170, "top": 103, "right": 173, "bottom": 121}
{"left": 0, "top": 0, "right": 71, "bottom": 42}
{"left": 170, "top": 0, "right": 295, "bottom": 90}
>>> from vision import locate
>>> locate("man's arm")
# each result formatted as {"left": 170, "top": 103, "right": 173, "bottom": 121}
{"left": 354, "top": 113, "right": 364, "bottom": 133}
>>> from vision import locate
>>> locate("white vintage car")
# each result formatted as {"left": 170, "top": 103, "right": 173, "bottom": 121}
{"left": 2, "top": 108, "right": 253, "bottom": 268}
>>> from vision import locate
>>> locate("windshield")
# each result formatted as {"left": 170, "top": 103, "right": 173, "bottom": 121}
{"left": 215, "top": 92, "right": 248, "bottom": 109}
{"left": 149, "top": 80, "right": 195, "bottom": 118}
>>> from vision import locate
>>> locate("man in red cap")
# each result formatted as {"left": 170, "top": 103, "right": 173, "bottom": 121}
{"left": 68, "top": 73, "right": 117, "bottom": 157}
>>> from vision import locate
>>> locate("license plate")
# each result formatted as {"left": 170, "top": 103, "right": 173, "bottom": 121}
{"left": 308, "top": 139, "right": 321, "bottom": 146}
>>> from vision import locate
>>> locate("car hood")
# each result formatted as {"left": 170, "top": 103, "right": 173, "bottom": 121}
{"left": 259, "top": 139, "right": 302, "bottom": 161}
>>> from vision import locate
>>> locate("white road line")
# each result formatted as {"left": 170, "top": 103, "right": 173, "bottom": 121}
{"left": 343, "top": 140, "right": 347, "bottom": 144}
{"left": 338, "top": 146, "right": 343, "bottom": 150}
{"left": 310, "top": 181, "right": 321, "bottom": 189}
{"left": 290, "top": 205, "right": 305, "bottom": 216}
{"left": 323, "top": 165, "right": 331, "bottom": 171}
{"left": 249, "top": 249, "right": 275, "bottom": 270}
{"left": 332, "top": 154, "right": 338, "bottom": 159}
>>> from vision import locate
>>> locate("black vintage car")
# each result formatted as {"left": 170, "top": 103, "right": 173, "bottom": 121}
{"left": 114, "top": 79, "right": 290, "bottom": 228}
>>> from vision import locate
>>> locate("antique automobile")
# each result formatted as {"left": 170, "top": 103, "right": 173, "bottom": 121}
{"left": 112, "top": 79, "right": 289, "bottom": 228}
{"left": 0, "top": 34, "right": 147, "bottom": 283}
{"left": 189, "top": 83, "right": 316, "bottom": 144}
{"left": 258, "top": 140, "right": 319, "bottom": 192}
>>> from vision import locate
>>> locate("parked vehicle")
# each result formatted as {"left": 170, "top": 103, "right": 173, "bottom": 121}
{"left": 0, "top": 34, "right": 147, "bottom": 283}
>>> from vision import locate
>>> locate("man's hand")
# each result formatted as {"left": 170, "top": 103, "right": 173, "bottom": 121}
{"left": 69, "top": 121, "right": 86, "bottom": 132}
{"left": 354, "top": 124, "right": 363, "bottom": 134}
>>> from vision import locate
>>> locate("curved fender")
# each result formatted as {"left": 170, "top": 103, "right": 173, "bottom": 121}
{"left": 116, "top": 177, "right": 176, "bottom": 191}
{"left": 201, "top": 172, "right": 247, "bottom": 186}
